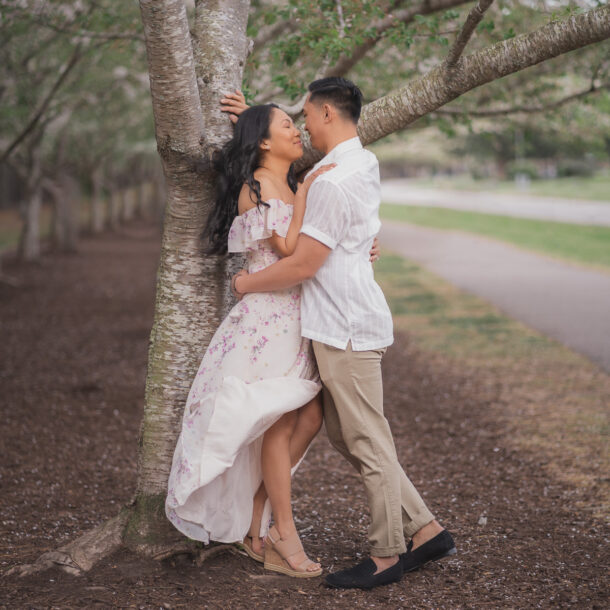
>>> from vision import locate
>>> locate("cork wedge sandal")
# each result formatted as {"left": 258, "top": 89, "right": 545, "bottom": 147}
{"left": 263, "top": 525, "right": 322, "bottom": 578}
{"left": 241, "top": 535, "right": 264, "bottom": 563}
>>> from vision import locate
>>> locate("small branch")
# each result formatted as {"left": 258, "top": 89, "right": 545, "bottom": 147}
{"left": 275, "top": 56, "right": 333, "bottom": 117}
{"left": 252, "top": 20, "right": 297, "bottom": 53}
{"left": 327, "top": 0, "right": 471, "bottom": 77}
{"left": 434, "top": 82, "right": 610, "bottom": 117}
{"left": 335, "top": 0, "right": 347, "bottom": 37}
{"left": 33, "top": 17, "right": 145, "bottom": 42}
{"left": 445, "top": 0, "right": 494, "bottom": 68}
{"left": 0, "top": 43, "right": 83, "bottom": 163}
{"left": 271, "top": 0, "right": 346, "bottom": 117}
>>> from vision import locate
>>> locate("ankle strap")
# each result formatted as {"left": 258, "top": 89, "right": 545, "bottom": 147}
{"left": 268, "top": 526, "right": 304, "bottom": 559}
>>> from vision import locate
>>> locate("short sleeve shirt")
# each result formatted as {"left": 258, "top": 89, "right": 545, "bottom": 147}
{"left": 299, "top": 137, "right": 394, "bottom": 351}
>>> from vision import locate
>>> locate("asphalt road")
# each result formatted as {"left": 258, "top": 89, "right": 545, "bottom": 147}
{"left": 380, "top": 180, "right": 610, "bottom": 226}
{"left": 379, "top": 220, "right": 610, "bottom": 373}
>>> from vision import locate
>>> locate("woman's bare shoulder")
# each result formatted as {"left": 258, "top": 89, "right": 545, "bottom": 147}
{"left": 253, "top": 169, "right": 283, "bottom": 202}
{"left": 237, "top": 183, "right": 257, "bottom": 215}
{"left": 237, "top": 172, "right": 282, "bottom": 214}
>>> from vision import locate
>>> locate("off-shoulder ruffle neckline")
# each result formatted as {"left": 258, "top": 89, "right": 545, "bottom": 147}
{"left": 237, "top": 197, "right": 292, "bottom": 218}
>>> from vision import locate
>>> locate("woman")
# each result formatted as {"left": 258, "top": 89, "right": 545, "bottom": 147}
{"left": 165, "top": 102, "right": 336, "bottom": 577}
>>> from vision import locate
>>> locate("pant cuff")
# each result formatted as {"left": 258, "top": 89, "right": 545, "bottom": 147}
{"left": 369, "top": 542, "right": 407, "bottom": 557}
{"left": 403, "top": 510, "right": 436, "bottom": 538}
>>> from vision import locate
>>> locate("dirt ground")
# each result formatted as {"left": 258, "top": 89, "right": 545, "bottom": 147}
{"left": 1, "top": 220, "right": 607, "bottom": 609}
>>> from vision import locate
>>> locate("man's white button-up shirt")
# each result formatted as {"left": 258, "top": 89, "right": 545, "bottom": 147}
{"left": 299, "top": 136, "right": 394, "bottom": 351}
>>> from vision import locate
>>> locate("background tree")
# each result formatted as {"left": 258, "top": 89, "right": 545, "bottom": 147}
{"left": 8, "top": 0, "right": 610, "bottom": 577}
{"left": 0, "top": 0, "right": 155, "bottom": 260}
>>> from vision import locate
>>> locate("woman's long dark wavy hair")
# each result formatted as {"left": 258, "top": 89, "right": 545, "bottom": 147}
{"left": 203, "top": 104, "right": 298, "bottom": 255}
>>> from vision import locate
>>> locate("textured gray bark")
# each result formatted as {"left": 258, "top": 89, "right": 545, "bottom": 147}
{"left": 125, "top": 0, "right": 250, "bottom": 551}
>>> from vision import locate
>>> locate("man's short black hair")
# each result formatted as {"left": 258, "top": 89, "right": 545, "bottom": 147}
{"left": 307, "top": 77, "right": 363, "bottom": 124}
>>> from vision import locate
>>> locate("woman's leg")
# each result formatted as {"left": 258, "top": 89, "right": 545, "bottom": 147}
{"left": 262, "top": 410, "right": 298, "bottom": 536}
{"left": 289, "top": 394, "right": 324, "bottom": 466}
{"left": 247, "top": 394, "right": 323, "bottom": 556}
{"left": 261, "top": 396, "right": 322, "bottom": 572}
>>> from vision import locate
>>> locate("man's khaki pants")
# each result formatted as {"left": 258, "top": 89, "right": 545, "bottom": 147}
{"left": 313, "top": 340, "right": 435, "bottom": 557}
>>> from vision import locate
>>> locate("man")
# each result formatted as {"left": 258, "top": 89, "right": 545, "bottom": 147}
{"left": 224, "top": 78, "right": 456, "bottom": 590}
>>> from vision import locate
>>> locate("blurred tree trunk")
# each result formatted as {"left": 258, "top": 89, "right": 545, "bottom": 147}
{"left": 90, "top": 167, "right": 105, "bottom": 234}
{"left": 109, "top": 188, "right": 122, "bottom": 231}
{"left": 48, "top": 174, "right": 79, "bottom": 252}
{"left": 121, "top": 187, "right": 136, "bottom": 222}
{"left": 17, "top": 149, "right": 43, "bottom": 261}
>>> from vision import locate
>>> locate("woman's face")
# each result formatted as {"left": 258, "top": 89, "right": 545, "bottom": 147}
{"left": 261, "top": 108, "right": 303, "bottom": 162}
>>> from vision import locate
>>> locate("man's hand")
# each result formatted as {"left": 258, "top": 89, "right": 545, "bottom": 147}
{"left": 231, "top": 269, "right": 249, "bottom": 300}
{"left": 220, "top": 90, "right": 249, "bottom": 124}
{"left": 369, "top": 236, "right": 380, "bottom": 263}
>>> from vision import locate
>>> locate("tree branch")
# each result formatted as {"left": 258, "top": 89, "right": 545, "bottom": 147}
{"left": 445, "top": 0, "right": 494, "bottom": 67}
{"left": 357, "top": 5, "right": 610, "bottom": 145}
{"left": 327, "top": 0, "right": 472, "bottom": 77}
{"left": 34, "top": 19, "right": 145, "bottom": 42}
{"left": 295, "top": 4, "right": 610, "bottom": 169}
{"left": 433, "top": 82, "right": 610, "bottom": 117}
{"left": 252, "top": 20, "right": 297, "bottom": 54}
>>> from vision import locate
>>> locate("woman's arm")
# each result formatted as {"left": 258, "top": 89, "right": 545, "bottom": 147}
{"left": 268, "top": 163, "right": 336, "bottom": 258}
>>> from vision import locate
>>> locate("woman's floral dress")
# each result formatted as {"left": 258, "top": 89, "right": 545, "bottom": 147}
{"left": 165, "top": 198, "right": 321, "bottom": 544}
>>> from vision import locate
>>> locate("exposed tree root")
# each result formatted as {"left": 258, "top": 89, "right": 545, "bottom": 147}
{"left": 0, "top": 273, "right": 22, "bottom": 287}
{"left": 6, "top": 511, "right": 130, "bottom": 577}
{"left": 5, "top": 504, "right": 246, "bottom": 578}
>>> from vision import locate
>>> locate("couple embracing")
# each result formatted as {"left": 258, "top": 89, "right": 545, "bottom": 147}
{"left": 165, "top": 77, "right": 456, "bottom": 590}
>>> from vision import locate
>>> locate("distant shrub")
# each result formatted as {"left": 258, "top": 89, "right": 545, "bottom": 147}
{"left": 506, "top": 160, "right": 539, "bottom": 180}
{"left": 556, "top": 159, "right": 595, "bottom": 178}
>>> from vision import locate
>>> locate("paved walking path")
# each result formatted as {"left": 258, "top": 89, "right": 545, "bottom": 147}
{"left": 381, "top": 180, "right": 610, "bottom": 226}
{"left": 379, "top": 220, "right": 610, "bottom": 372}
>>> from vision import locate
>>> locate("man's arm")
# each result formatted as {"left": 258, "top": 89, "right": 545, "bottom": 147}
{"left": 235, "top": 234, "right": 330, "bottom": 295}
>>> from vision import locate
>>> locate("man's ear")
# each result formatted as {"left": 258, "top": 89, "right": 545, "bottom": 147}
{"left": 322, "top": 103, "right": 333, "bottom": 122}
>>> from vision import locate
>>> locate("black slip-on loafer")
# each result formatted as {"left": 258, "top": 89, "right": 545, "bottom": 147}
{"left": 400, "top": 529, "right": 457, "bottom": 573}
{"left": 325, "top": 558, "right": 403, "bottom": 590}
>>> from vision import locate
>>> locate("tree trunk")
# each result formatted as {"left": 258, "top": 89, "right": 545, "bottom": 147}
{"left": 121, "top": 187, "right": 137, "bottom": 222}
{"left": 123, "top": 0, "right": 249, "bottom": 552}
{"left": 17, "top": 153, "right": 43, "bottom": 261}
{"left": 109, "top": 189, "right": 122, "bottom": 231}
{"left": 90, "top": 168, "right": 105, "bottom": 234}
{"left": 49, "top": 174, "right": 79, "bottom": 253}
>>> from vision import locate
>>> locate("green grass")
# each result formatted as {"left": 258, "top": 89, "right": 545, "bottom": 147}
{"left": 380, "top": 204, "right": 610, "bottom": 270}
{"left": 403, "top": 173, "right": 610, "bottom": 202}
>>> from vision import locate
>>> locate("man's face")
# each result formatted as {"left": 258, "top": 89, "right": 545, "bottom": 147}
{"left": 303, "top": 94, "right": 325, "bottom": 152}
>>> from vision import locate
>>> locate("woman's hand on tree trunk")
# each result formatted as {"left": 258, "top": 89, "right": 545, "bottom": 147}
{"left": 220, "top": 90, "right": 249, "bottom": 124}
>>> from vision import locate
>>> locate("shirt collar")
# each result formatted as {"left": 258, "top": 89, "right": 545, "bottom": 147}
{"left": 322, "top": 136, "right": 362, "bottom": 163}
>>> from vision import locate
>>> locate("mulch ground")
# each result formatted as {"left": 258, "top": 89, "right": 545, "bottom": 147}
{"left": 1, "top": 220, "right": 607, "bottom": 609}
